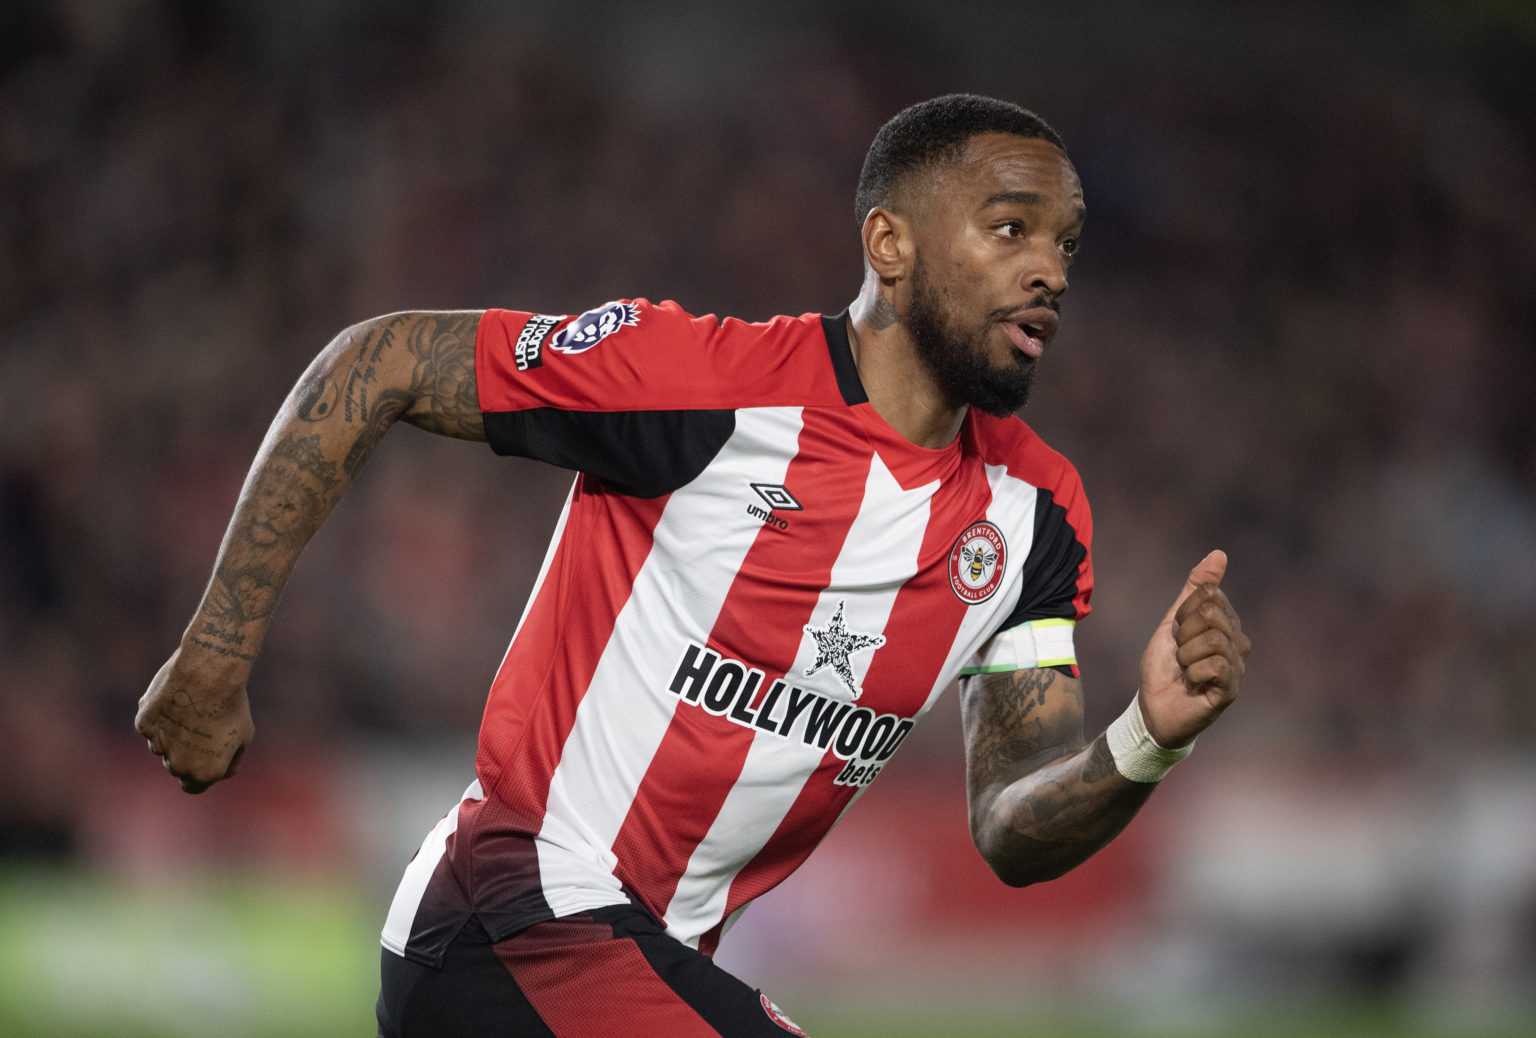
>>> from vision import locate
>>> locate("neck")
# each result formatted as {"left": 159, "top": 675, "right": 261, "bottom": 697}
{"left": 847, "top": 279, "right": 967, "bottom": 449}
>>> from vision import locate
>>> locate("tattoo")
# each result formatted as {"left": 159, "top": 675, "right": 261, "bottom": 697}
{"left": 189, "top": 637, "right": 259, "bottom": 661}
{"left": 340, "top": 314, "right": 405, "bottom": 422}
{"left": 868, "top": 294, "right": 900, "bottom": 331}
{"left": 403, "top": 313, "right": 482, "bottom": 439}
{"left": 199, "top": 429, "right": 342, "bottom": 650}
{"left": 204, "top": 560, "right": 279, "bottom": 628}
{"left": 190, "top": 618, "right": 259, "bottom": 661}
{"left": 343, "top": 388, "right": 412, "bottom": 475}
{"left": 156, "top": 711, "right": 214, "bottom": 741}
{"left": 295, "top": 374, "right": 340, "bottom": 421}
{"left": 236, "top": 432, "right": 338, "bottom": 556}
{"left": 271, "top": 432, "right": 340, "bottom": 490}
{"left": 1081, "top": 736, "right": 1117, "bottom": 783}
{"left": 336, "top": 313, "right": 482, "bottom": 475}
{"left": 961, "top": 669, "right": 1154, "bottom": 884}
{"left": 960, "top": 667, "right": 1076, "bottom": 791}
{"left": 1022, "top": 739, "right": 1119, "bottom": 828}
{"left": 197, "top": 620, "right": 245, "bottom": 646}
{"left": 169, "top": 684, "right": 243, "bottom": 720}
{"left": 151, "top": 709, "right": 238, "bottom": 766}
{"left": 188, "top": 311, "right": 484, "bottom": 676}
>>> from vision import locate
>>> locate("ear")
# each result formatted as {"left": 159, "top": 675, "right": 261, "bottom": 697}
{"left": 861, "top": 206, "right": 914, "bottom": 282}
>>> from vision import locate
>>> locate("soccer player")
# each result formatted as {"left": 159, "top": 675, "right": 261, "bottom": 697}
{"left": 138, "top": 94, "right": 1249, "bottom": 1036}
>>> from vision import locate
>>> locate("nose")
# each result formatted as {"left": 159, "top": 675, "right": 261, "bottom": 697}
{"left": 1024, "top": 242, "right": 1069, "bottom": 298}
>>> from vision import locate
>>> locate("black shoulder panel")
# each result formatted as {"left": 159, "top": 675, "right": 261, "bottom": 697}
{"left": 482, "top": 408, "right": 737, "bottom": 499}
{"left": 995, "top": 488, "right": 1088, "bottom": 631}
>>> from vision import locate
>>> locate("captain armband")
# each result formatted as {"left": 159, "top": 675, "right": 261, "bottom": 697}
{"left": 1105, "top": 693, "right": 1192, "bottom": 783}
{"left": 958, "top": 618, "right": 1077, "bottom": 676}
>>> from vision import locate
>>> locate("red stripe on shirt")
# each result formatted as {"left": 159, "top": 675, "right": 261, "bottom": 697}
{"left": 699, "top": 454, "right": 994, "bottom": 953}
{"left": 472, "top": 476, "right": 671, "bottom": 842}
{"left": 609, "top": 408, "right": 875, "bottom": 922}
{"left": 861, "top": 452, "right": 994, "bottom": 716}
{"left": 699, "top": 778, "right": 861, "bottom": 959}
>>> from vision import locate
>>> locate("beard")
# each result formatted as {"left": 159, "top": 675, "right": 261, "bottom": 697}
{"left": 906, "top": 258, "right": 1043, "bottom": 418}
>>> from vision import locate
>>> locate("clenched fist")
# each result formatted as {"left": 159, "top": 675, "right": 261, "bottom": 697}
{"left": 136, "top": 648, "right": 254, "bottom": 793}
{"left": 1137, "top": 550, "right": 1251, "bottom": 749}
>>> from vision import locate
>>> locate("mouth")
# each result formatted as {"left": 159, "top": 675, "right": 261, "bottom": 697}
{"left": 1000, "top": 306, "right": 1059, "bottom": 359}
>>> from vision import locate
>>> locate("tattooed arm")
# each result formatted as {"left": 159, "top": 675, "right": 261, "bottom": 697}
{"left": 960, "top": 667, "right": 1153, "bottom": 886}
{"left": 961, "top": 552, "right": 1250, "bottom": 886}
{"left": 136, "top": 311, "right": 485, "bottom": 792}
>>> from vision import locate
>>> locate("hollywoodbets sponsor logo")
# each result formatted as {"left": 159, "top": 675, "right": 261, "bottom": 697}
{"left": 514, "top": 314, "right": 559, "bottom": 371}
{"left": 667, "top": 642, "right": 914, "bottom": 788}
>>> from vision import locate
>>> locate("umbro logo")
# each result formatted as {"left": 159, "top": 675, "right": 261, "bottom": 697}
{"left": 751, "top": 483, "right": 802, "bottom": 511}
{"left": 746, "top": 482, "right": 800, "bottom": 531}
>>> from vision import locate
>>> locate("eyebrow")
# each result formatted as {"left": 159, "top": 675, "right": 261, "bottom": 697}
{"left": 980, "top": 191, "right": 1087, "bottom": 225}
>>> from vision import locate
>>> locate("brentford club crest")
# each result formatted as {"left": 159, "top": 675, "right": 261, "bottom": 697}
{"left": 949, "top": 521, "right": 1006, "bottom": 603}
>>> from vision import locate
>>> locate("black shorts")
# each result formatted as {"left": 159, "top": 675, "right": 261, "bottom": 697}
{"left": 376, "top": 905, "right": 810, "bottom": 1037}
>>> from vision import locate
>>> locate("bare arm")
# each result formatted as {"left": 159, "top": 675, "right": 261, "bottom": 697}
{"left": 137, "top": 311, "right": 484, "bottom": 792}
{"left": 962, "top": 552, "right": 1250, "bottom": 886}
{"left": 960, "top": 667, "right": 1152, "bottom": 886}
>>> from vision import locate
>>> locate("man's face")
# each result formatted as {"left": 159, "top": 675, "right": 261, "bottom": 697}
{"left": 903, "top": 134, "right": 1084, "bottom": 417}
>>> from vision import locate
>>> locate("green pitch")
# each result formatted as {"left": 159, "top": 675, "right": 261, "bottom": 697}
{"left": 0, "top": 865, "right": 376, "bottom": 1038}
{"left": 1, "top": 865, "right": 1531, "bottom": 1038}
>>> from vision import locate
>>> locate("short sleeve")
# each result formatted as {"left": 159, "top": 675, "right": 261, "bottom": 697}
{"left": 474, "top": 300, "right": 735, "bottom": 497}
{"left": 960, "top": 467, "right": 1092, "bottom": 676}
{"left": 476, "top": 299, "right": 729, "bottom": 416}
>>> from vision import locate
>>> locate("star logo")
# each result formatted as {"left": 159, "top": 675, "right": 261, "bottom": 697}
{"left": 802, "top": 600, "right": 886, "bottom": 701}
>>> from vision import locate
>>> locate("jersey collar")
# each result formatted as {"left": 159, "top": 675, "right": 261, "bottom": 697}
{"left": 820, "top": 310, "right": 868, "bottom": 406}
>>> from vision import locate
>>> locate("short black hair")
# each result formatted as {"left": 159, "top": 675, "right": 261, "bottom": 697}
{"left": 854, "top": 94, "right": 1066, "bottom": 226}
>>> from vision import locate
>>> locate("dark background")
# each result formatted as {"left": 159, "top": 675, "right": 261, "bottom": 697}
{"left": 2, "top": 1, "right": 1533, "bottom": 1034}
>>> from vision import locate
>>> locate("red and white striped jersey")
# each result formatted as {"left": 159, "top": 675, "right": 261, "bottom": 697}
{"left": 382, "top": 300, "right": 1093, "bottom": 965}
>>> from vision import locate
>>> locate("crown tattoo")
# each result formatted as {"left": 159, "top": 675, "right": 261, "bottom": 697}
{"left": 272, "top": 433, "right": 341, "bottom": 492}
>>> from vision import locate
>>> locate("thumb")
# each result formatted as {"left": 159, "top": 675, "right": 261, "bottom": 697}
{"left": 1159, "top": 549, "right": 1228, "bottom": 626}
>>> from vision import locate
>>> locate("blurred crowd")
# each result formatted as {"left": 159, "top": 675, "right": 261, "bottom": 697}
{"left": 2, "top": 0, "right": 1533, "bottom": 872}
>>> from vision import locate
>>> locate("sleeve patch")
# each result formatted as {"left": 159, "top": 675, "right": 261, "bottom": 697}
{"left": 514, "top": 315, "right": 561, "bottom": 371}
{"left": 548, "top": 301, "right": 641, "bottom": 355}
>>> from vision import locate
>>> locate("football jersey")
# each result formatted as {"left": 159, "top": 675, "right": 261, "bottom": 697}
{"left": 382, "top": 300, "right": 1093, "bottom": 966}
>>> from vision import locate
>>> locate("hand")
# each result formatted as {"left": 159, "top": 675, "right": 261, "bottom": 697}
{"left": 1137, "top": 550, "right": 1250, "bottom": 748}
{"left": 136, "top": 648, "right": 254, "bottom": 794}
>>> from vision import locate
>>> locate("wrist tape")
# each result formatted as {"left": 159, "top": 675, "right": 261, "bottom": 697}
{"left": 1106, "top": 693, "right": 1192, "bottom": 783}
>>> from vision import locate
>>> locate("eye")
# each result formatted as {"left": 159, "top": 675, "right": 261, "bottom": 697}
{"left": 998, "top": 220, "right": 1025, "bottom": 238}
{"left": 1059, "top": 237, "right": 1079, "bottom": 258}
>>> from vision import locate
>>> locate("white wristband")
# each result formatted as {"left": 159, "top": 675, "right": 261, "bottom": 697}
{"left": 1106, "top": 693, "right": 1192, "bottom": 783}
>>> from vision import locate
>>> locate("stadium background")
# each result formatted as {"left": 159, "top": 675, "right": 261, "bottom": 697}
{"left": 2, "top": 1, "right": 1534, "bottom": 1035}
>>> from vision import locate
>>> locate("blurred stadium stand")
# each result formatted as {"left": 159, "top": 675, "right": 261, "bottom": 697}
{"left": 1, "top": 1, "right": 1533, "bottom": 1034}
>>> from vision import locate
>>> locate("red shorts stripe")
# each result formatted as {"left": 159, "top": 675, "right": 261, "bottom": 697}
{"left": 496, "top": 918, "right": 722, "bottom": 1037}
{"left": 379, "top": 906, "right": 811, "bottom": 1036}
